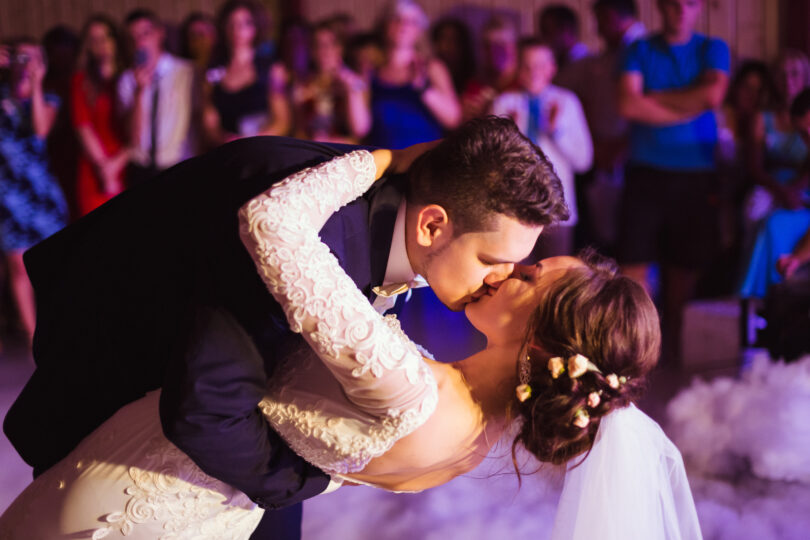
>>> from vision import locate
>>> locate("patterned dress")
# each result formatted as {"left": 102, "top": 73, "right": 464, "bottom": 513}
{"left": 0, "top": 84, "right": 68, "bottom": 252}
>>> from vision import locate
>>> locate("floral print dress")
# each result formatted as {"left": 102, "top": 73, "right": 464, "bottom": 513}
{"left": 0, "top": 83, "right": 68, "bottom": 252}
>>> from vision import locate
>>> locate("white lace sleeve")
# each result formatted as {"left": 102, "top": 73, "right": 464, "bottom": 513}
{"left": 238, "top": 151, "right": 438, "bottom": 427}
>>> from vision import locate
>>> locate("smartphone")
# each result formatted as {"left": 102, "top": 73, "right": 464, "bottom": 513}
{"left": 13, "top": 52, "right": 30, "bottom": 66}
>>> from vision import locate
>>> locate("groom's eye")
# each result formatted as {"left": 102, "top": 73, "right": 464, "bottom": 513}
{"left": 479, "top": 255, "right": 510, "bottom": 267}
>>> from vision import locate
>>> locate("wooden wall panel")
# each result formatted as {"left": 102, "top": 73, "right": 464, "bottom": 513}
{"left": 0, "top": 0, "right": 785, "bottom": 65}
{"left": 707, "top": 0, "right": 735, "bottom": 58}
{"left": 736, "top": 0, "right": 766, "bottom": 60}
{"left": 763, "top": 0, "right": 780, "bottom": 60}
{"left": 304, "top": 0, "right": 780, "bottom": 63}
{"left": 780, "top": 0, "right": 809, "bottom": 57}
{"left": 0, "top": 0, "right": 223, "bottom": 38}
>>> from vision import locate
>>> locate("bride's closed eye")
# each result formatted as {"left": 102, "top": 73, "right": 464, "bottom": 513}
{"left": 512, "top": 262, "right": 542, "bottom": 282}
{"left": 509, "top": 268, "right": 532, "bottom": 281}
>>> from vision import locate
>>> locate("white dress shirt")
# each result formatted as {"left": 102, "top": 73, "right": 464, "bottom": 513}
{"left": 372, "top": 199, "right": 426, "bottom": 313}
{"left": 118, "top": 53, "right": 195, "bottom": 169}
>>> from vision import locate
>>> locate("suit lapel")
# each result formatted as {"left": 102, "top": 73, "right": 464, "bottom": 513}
{"left": 367, "top": 174, "right": 405, "bottom": 296}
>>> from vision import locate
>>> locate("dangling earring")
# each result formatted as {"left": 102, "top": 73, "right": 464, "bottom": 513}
{"left": 516, "top": 354, "right": 532, "bottom": 403}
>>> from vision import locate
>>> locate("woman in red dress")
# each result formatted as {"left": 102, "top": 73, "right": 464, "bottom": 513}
{"left": 71, "top": 14, "right": 129, "bottom": 216}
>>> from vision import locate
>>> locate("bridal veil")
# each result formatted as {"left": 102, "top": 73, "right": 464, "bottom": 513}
{"left": 551, "top": 404, "right": 702, "bottom": 540}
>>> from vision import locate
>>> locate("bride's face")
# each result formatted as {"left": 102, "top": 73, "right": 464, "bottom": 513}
{"left": 465, "top": 256, "right": 582, "bottom": 344}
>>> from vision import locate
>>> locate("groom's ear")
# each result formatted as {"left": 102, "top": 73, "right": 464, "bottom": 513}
{"left": 414, "top": 204, "right": 451, "bottom": 247}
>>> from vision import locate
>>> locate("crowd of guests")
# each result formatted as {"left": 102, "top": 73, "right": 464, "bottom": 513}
{"left": 0, "top": 0, "right": 809, "bottom": 362}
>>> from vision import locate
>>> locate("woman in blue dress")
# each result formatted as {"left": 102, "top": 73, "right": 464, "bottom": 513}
{"left": 364, "top": 1, "right": 473, "bottom": 360}
{"left": 365, "top": 0, "right": 460, "bottom": 149}
{"left": 0, "top": 38, "right": 68, "bottom": 345}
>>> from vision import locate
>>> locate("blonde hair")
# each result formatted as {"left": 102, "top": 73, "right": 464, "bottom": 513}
{"left": 377, "top": 0, "right": 429, "bottom": 30}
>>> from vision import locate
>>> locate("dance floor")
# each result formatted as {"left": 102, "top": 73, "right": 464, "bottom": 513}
{"left": 2, "top": 293, "right": 809, "bottom": 539}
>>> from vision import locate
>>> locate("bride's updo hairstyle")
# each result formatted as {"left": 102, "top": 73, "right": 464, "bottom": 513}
{"left": 512, "top": 249, "right": 660, "bottom": 466}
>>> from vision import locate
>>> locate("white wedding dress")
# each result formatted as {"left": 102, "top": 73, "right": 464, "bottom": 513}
{"left": 0, "top": 150, "right": 703, "bottom": 540}
{"left": 0, "top": 151, "right": 438, "bottom": 539}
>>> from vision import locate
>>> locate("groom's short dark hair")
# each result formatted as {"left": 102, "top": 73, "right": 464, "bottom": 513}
{"left": 406, "top": 116, "right": 569, "bottom": 234}
{"left": 125, "top": 8, "right": 161, "bottom": 27}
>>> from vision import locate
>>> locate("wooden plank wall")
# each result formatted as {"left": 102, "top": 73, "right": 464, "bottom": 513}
{"left": 0, "top": 0, "right": 219, "bottom": 39}
{"left": 303, "top": 0, "right": 783, "bottom": 63}
{"left": 0, "top": 0, "right": 783, "bottom": 63}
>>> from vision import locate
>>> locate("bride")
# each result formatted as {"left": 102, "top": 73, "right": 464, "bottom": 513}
{"left": 0, "top": 149, "right": 701, "bottom": 539}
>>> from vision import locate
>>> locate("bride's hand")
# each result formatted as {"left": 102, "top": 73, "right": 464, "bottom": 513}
{"left": 371, "top": 140, "right": 441, "bottom": 181}
{"left": 371, "top": 149, "right": 393, "bottom": 181}
{"left": 390, "top": 140, "right": 441, "bottom": 174}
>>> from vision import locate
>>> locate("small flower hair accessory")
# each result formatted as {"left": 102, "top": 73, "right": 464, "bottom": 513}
{"left": 568, "top": 354, "right": 601, "bottom": 379}
{"left": 606, "top": 374, "right": 628, "bottom": 389}
{"left": 573, "top": 408, "right": 590, "bottom": 428}
{"left": 548, "top": 356, "right": 565, "bottom": 379}
{"left": 516, "top": 354, "right": 533, "bottom": 402}
{"left": 587, "top": 391, "right": 601, "bottom": 408}
{"left": 516, "top": 383, "right": 532, "bottom": 403}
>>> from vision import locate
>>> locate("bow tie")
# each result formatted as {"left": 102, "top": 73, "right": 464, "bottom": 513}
{"left": 371, "top": 276, "right": 428, "bottom": 313}
{"left": 372, "top": 276, "right": 428, "bottom": 298}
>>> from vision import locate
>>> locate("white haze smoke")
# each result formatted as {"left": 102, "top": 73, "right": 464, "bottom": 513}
{"left": 302, "top": 353, "right": 810, "bottom": 539}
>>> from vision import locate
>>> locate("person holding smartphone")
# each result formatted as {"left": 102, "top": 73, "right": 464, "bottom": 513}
{"left": 0, "top": 37, "right": 68, "bottom": 347}
{"left": 117, "top": 9, "right": 195, "bottom": 186}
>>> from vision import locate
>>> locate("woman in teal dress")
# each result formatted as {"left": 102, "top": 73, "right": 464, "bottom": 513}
{"left": 740, "top": 54, "right": 810, "bottom": 298}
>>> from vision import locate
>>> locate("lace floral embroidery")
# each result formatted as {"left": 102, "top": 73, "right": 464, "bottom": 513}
{"left": 260, "top": 317, "right": 438, "bottom": 474}
{"left": 91, "top": 434, "right": 261, "bottom": 539}
{"left": 241, "top": 151, "right": 438, "bottom": 474}
{"left": 0, "top": 392, "right": 262, "bottom": 540}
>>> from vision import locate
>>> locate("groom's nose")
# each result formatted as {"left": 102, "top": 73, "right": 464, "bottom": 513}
{"left": 484, "top": 263, "right": 515, "bottom": 288}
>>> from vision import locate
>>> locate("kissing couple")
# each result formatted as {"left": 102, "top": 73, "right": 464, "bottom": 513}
{"left": 2, "top": 117, "right": 701, "bottom": 539}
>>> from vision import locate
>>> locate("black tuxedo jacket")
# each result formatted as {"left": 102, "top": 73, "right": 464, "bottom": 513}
{"left": 4, "top": 137, "right": 402, "bottom": 509}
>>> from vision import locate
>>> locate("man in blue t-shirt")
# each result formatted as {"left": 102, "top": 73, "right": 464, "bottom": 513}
{"left": 617, "top": 0, "right": 729, "bottom": 363}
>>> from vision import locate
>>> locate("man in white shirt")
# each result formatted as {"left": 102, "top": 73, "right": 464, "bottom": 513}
{"left": 492, "top": 38, "right": 593, "bottom": 258}
{"left": 118, "top": 9, "right": 194, "bottom": 185}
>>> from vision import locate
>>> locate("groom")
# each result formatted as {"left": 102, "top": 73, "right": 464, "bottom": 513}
{"left": 4, "top": 117, "right": 567, "bottom": 538}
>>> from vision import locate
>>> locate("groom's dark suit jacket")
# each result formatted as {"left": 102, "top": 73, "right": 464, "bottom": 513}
{"left": 4, "top": 137, "right": 401, "bottom": 513}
